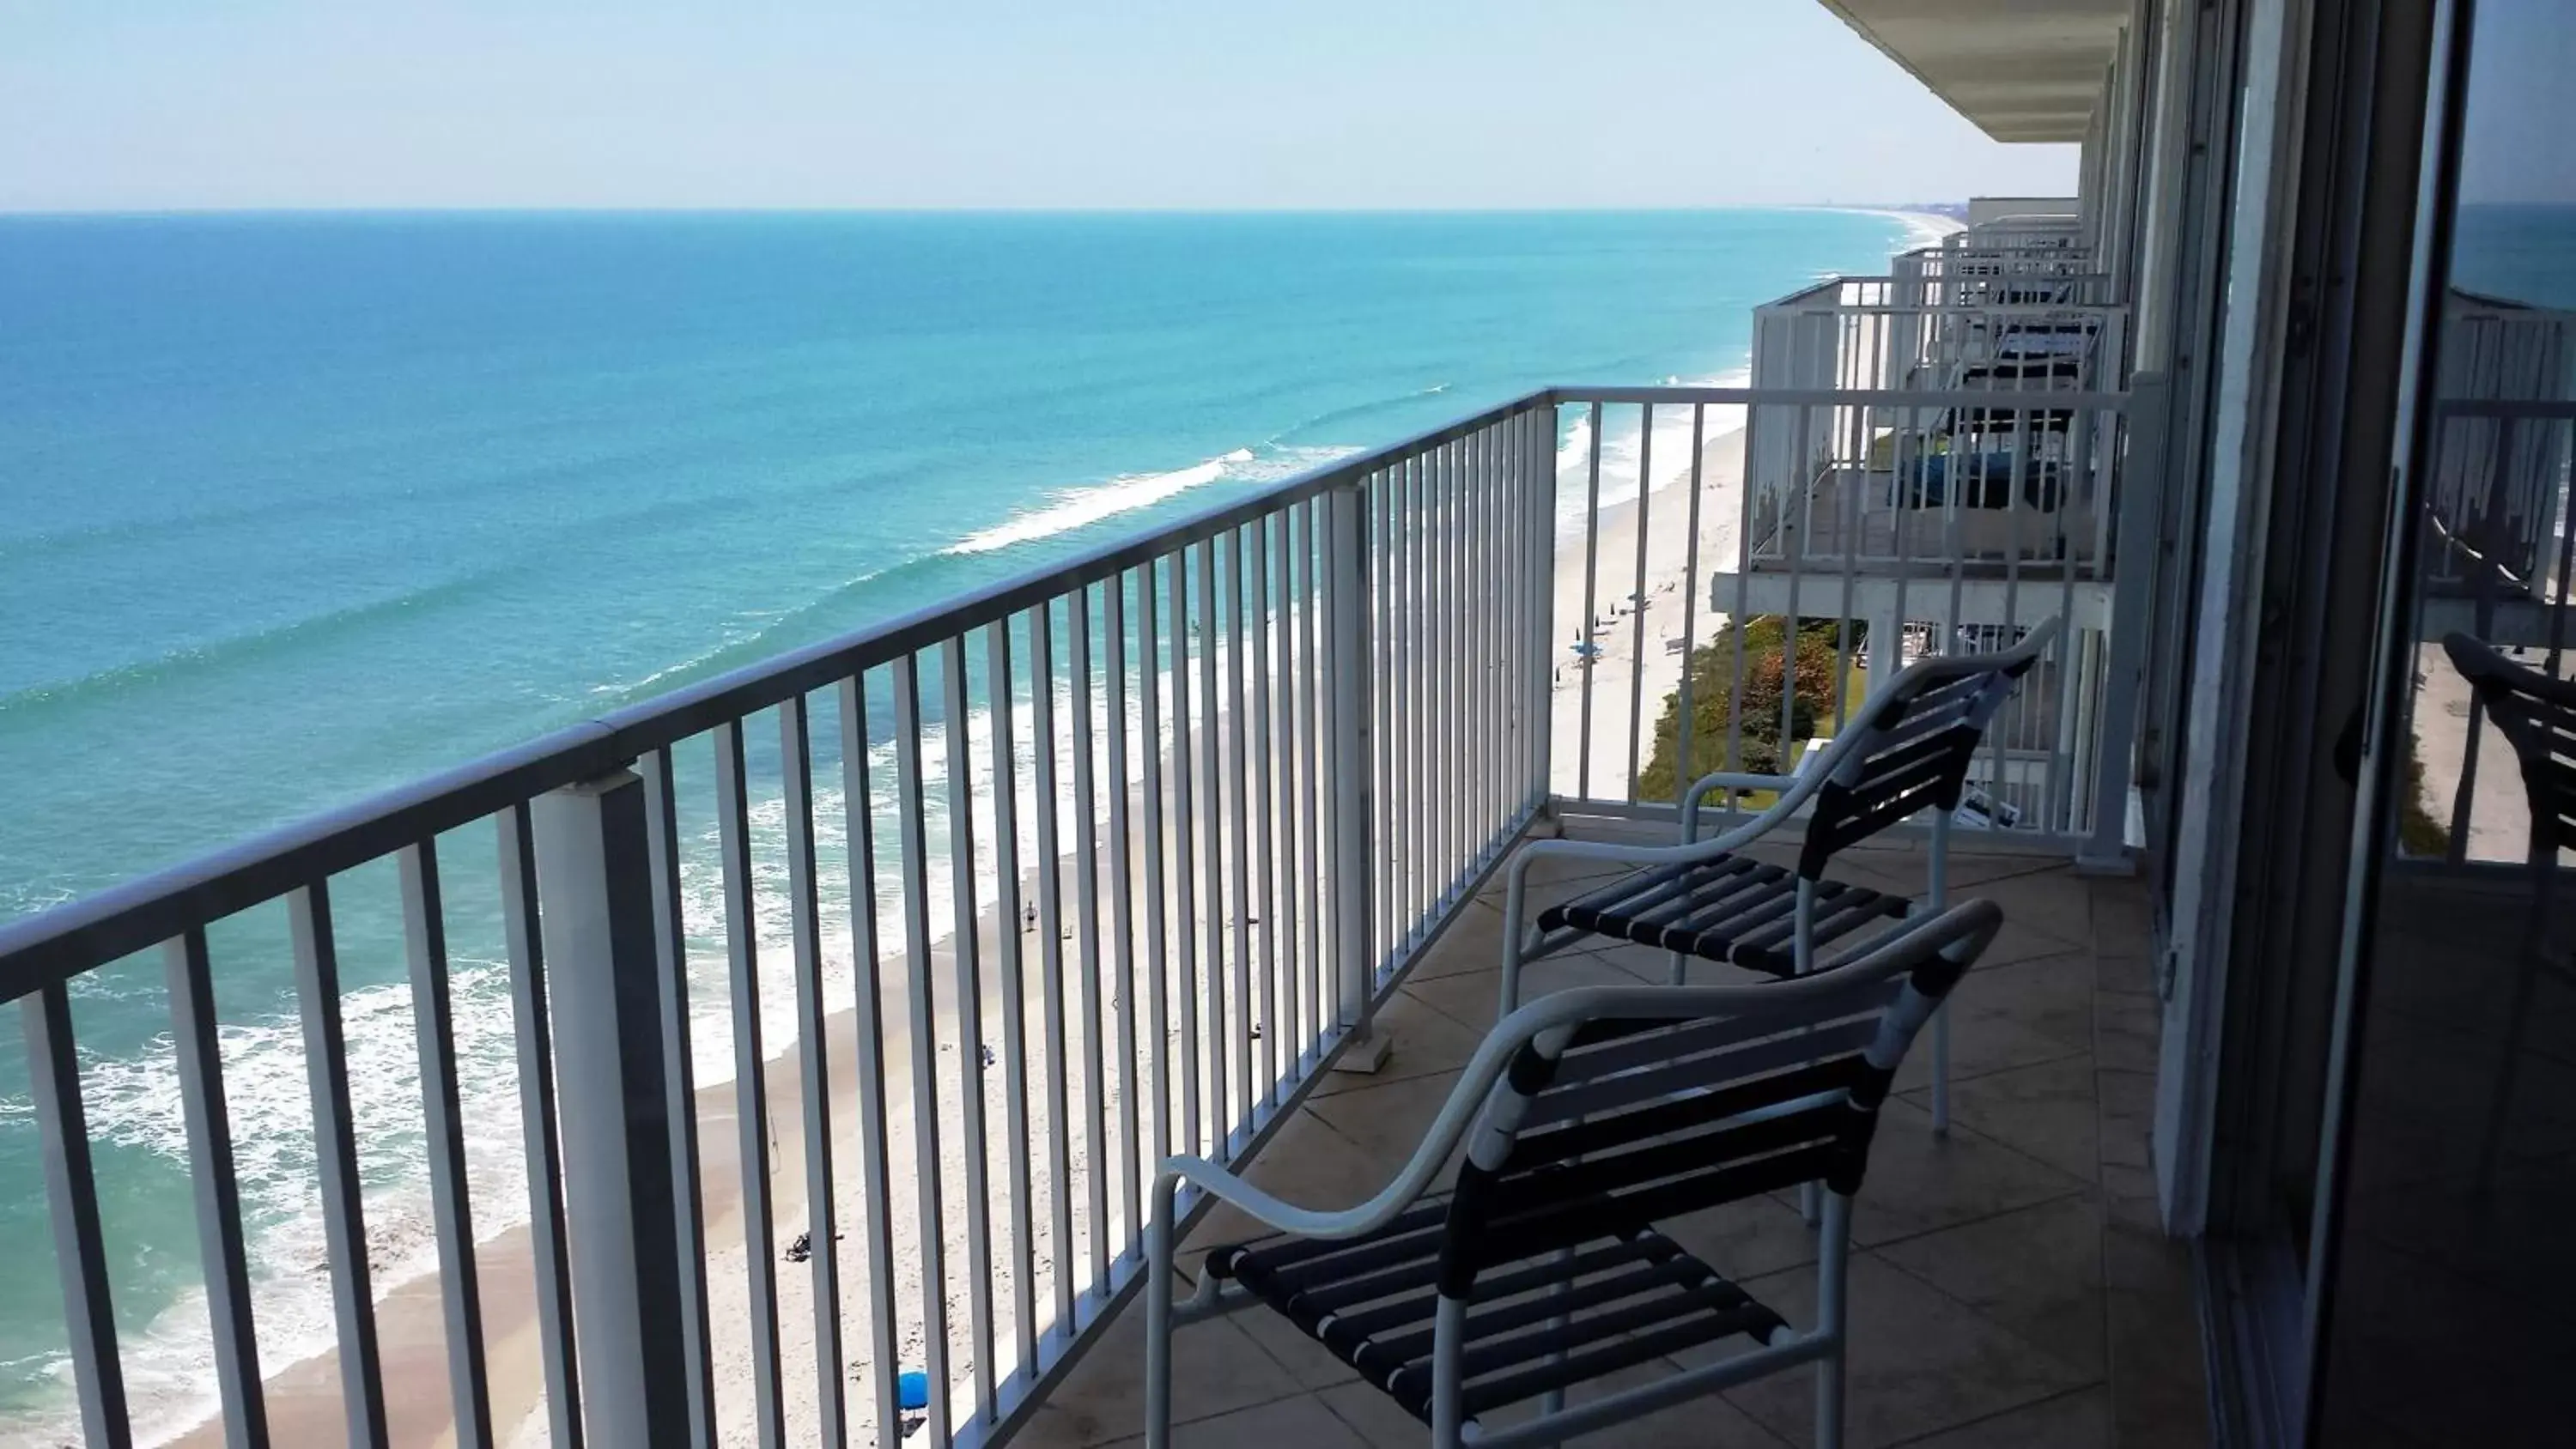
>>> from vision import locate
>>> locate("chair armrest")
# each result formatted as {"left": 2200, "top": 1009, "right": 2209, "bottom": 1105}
{"left": 1680, "top": 770, "right": 1797, "bottom": 843}
{"left": 1152, "top": 1015, "right": 1535, "bottom": 1244}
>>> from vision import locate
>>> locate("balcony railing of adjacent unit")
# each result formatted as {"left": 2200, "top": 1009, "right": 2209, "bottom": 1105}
{"left": 0, "top": 385, "right": 2141, "bottom": 1449}
{"left": 1557, "top": 385, "right": 2148, "bottom": 866}
{"left": 2420, "top": 293, "right": 2576, "bottom": 609}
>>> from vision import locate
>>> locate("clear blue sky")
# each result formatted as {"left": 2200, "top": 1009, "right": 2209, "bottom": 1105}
{"left": 2, "top": 0, "right": 2078, "bottom": 211}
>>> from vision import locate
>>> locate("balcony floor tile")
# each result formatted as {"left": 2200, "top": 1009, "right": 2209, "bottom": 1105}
{"left": 1888, "top": 1385, "right": 2113, "bottom": 1447}
{"left": 1702, "top": 1254, "right": 2097, "bottom": 1449}
{"left": 1875, "top": 1194, "right": 2110, "bottom": 1379}
{"left": 1046, "top": 835, "right": 2206, "bottom": 1449}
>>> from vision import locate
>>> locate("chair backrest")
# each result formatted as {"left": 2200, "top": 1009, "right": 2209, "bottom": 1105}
{"left": 2442, "top": 632, "right": 2576, "bottom": 859}
{"left": 1435, "top": 900, "right": 2001, "bottom": 1298}
{"left": 1790, "top": 615, "right": 2061, "bottom": 880}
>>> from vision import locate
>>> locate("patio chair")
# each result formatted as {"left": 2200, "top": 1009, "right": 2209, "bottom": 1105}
{"left": 1501, "top": 615, "right": 2060, "bottom": 1137}
{"left": 1144, "top": 900, "right": 2004, "bottom": 1449}
{"left": 2438, "top": 633, "right": 2576, "bottom": 1190}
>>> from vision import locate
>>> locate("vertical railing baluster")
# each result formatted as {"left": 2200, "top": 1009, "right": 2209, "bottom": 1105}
{"left": 1628, "top": 406, "right": 1655, "bottom": 797}
{"left": 1223, "top": 529, "right": 1255, "bottom": 1131}
{"left": 940, "top": 635, "right": 998, "bottom": 1422}
{"left": 1403, "top": 452, "right": 1425, "bottom": 944}
{"left": 1194, "top": 537, "right": 1230, "bottom": 1147}
{"left": 1166, "top": 551, "right": 1203, "bottom": 1160}
{"left": 1068, "top": 590, "right": 1110, "bottom": 1285}
{"left": 985, "top": 620, "right": 1039, "bottom": 1380}
{"left": 1326, "top": 482, "right": 1375, "bottom": 1041}
{"left": 639, "top": 748, "right": 716, "bottom": 1447}
{"left": 1136, "top": 567, "right": 1175, "bottom": 1200}
{"left": 23, "top": 982, "right": 134, "bottom": 1449}
{"left": 712, "top": 719, "right": 787, "bottom": 1449}
{"left": 1674, "top": 403, "right": 1708, "bottom": 797}
{"left": 1457, "top": 435, "right": 1475, "bottom": 871}
{"left": 1482, "top": 422, "right": 1499, "bottom": 833}
{"left": 1431, "top": 441, "right": 1453, "bottom": 886}
{"left": 837, "top": 676, "right": 905, "bottom": 1444}
{"left": 1296, "top": 500, "right": 1324, "bottom": 1069}
{"left": 1026, "top": 606, "right": 1075, "bottom": 1332}
{"left": 1578, "top": 399, "right": 1604, "bottom": 802}
{"left": 285, "top": 882, "right": 389, "bottom": 1449}
{"left": 494, "top": 813, "right": 579, "bottom": 1449}
{"left": 1102, "top": 579, "right": 1142, "bottom": 1241}
{"left": 1274, "top": 509, "right": 1308, "bottom": 1066}
{"left": 1371, "top": 469, "right": 1394, "bottom": 973}
{"left": 166, "top": 926, "right": 266, "bottom": 1445}
{"left": 779, "top": 694, "right": 848, "bottom": 1444}
{"left": 1248, "top": 516, "right": 1279, "bottom": 1102}
{"left": 890, "top": 655, "right": 953, "bottom": 1449}
{"left": 400, "top": 839, "right": 493, "bottom": 1449}
{"left": 1524, "top": 408, "right": 1541, "bottom": 805}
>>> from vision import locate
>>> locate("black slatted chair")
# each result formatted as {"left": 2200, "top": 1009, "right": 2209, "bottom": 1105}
{"left": 1143, "top": 901, "right": 2003, "bottom": 1449}
{"left": 2439, "top": 633, "right": 2576, "bottom": 1188}
{"left": 1503, "top": 616, "right": 2059, "bottom": 1137}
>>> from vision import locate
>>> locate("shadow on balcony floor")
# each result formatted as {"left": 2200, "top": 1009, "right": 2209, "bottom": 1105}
{"left": 1012, "top": 829, "right": 2207, "bottom": 1449}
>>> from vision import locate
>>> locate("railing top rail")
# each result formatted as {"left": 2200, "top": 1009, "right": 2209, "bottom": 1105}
{"left": 1757, "top": 276, "right": 1853, "bottom": 310}
{"left": 0, "top": 389, "right": 1557, "bottom": 994}
{"left": 1546, "top": 385, "right": 2133, "bottom": 410}
{"left": 1755, "top": 297, "right": 2129, "bottom": 318}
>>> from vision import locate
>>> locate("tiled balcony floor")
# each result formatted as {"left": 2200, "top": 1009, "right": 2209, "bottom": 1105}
{"left": 1015, "top": 830, "right": 2208, "bottom": 1449}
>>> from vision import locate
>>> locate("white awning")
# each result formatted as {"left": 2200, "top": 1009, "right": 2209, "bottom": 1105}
{"left": 1817, "top": 0, "right": 2129, "bottom": 142}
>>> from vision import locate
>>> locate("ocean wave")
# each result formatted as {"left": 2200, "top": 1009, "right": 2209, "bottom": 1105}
{"left": 0, "top": 570, "right": 507, "bottom": 722}
{"left": 1551, "top": 360, "right": 1756, "bottom": 537}
{"left": 943, "top": 450, "right": 1251, "bottom": 558}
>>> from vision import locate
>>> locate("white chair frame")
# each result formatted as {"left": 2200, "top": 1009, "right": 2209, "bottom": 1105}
{"left": 1498, "top": 615, "right": 2059, "bottom": 1138}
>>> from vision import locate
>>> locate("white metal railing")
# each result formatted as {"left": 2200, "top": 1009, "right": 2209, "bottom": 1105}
{"left": 1544, "top": 385, "right": 2155, "bottom": 862}
{"left": 0, "top": 397, "right": 1557, "bottom": 1449}
{"left": 0, "top": 382, "right": 2154, "bottom": 1449}
{"left": 2408, "top": 392, "right": 2576, "bottom": 866}
{"left": 1753, "top": 282, "right": 2129, "bottom": 397}
{"left": 2421, "top": 294, "right": 2576, "bottom": 594}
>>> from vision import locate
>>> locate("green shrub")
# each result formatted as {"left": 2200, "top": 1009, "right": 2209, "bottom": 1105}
{"left": 1636, "top": 615, "right": 1862, "bottom": 803}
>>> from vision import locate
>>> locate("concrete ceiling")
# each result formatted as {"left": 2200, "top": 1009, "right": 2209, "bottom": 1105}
{"left": 1817, "top": 0, "right": 2129, "bottom": 143}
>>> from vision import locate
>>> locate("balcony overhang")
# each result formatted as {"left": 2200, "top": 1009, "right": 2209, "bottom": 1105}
{"left": 1816, "top": 0, "right": 2129, "bottom": 142}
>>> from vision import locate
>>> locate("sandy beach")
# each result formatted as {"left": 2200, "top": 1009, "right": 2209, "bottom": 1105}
{"left": 1548, "top": 420, "right": 1752, "bottom": 805}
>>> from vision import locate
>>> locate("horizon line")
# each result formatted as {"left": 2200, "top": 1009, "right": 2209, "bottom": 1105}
{"left": 0, "top": 201, "right": 1974, "bottom": 221}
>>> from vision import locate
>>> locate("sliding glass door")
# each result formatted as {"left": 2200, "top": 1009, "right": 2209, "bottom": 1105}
{"left": 2311, "top": 1, "right": 2576, "bottom": 1440}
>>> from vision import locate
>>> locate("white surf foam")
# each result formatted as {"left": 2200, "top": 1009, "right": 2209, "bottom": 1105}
{"left": 944, "top": 451, "right": 1252, "bottom": 558}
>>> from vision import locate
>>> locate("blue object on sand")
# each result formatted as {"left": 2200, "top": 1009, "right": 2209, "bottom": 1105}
{"left": 898, "top": 1370, "right": 932, "bottom": 1411}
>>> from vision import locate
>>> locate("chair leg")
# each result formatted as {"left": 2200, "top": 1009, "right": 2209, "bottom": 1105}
{"left": 1816, "top": 1341, "right": 1846, "bottom": 1449}
{"left": 1816, "top": 1192, "right": 1852, "bottom": 1449}
{"left": 1926, "top": 820, "right": 1952, "bottom": 1137}
{"left": 1431, "top": 1297, "right": 1468, "bottom": 1449}
{"left": 1145, "top": 1184, "right": 1176, "bottom": 1449}
{"left": 1800, "top": 880, "right": 1821, "bottom": 1224}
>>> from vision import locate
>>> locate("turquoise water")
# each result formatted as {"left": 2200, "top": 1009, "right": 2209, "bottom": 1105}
{"left": 0, "top": 208, "right": 1915, "bottom": 1439}
{"left": 2455, "top": 203, "right": 2576, "bottom": 309}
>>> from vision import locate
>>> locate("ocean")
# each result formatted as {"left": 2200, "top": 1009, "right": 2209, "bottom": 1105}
{"left": 0, "top": 208, "right": 1924, "bottom": 1441}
